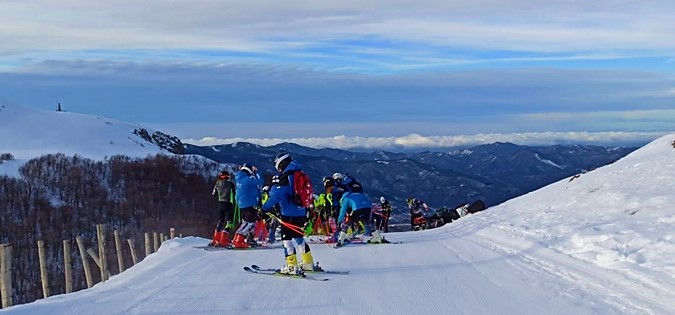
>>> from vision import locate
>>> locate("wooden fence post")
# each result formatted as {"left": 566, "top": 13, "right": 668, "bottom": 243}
{"left": 1, "top": 244, "right": 13, "bottom": 308}
{"left": 96, "top": 224, "right": 108, "bottom": 282}
{"left": 144, "top": 233, "right": 152, "bottom": 258}
{"left": 63, "top": 240, "right": 73, "bottom": 294}
{"left": 86, "top": 249, "right": 112, "bottom": 280}
{"left": 37, "top": 240, "right": 50, "bottom": 298}
{"left": 114, "top": 231, "right": 125, "bottom": 274}
{"left": 75, "top": 236, "right": 93, "bottom": 288}
{"left": 153, "top": 232, "right": 159, "bottom": 252}
{"left": 127, "top": 239, "right": 138, "bottom": 265}
{"left": 170, "top": 228, "right": 176, "bottom": 239}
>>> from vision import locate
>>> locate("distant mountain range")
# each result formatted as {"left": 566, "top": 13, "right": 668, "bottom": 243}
{"left": 0, "top": 103, "right": 637, "bottom": 216}
{"left": 183, "top": 142, "right": 637, "bottom": 213}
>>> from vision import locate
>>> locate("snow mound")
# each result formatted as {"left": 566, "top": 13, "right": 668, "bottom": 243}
{"left": 0, "top": 103, "right": 166, "bottom": 175}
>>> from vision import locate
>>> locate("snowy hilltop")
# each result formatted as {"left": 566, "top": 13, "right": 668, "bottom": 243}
{"left": 1, "top": 135, "right": 673, "bottom": 314}
{"left": 0, "top": 103, "right": 170, "bottom": 176}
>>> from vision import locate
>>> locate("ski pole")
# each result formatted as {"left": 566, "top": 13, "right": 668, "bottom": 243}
{"left": 266, "top": 212, "right": 306, "bottom": 236}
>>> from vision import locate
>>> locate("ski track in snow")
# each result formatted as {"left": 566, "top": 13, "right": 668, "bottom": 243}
{"left": 445, "top": 217, "right": 675, "bottom": 315}
{"left": 470, "top": 232, "right": 675, "bottom": 315}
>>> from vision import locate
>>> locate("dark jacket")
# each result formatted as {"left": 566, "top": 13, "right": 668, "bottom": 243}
{"left": 262, "top": 160, "right": 307, "bottom": 217}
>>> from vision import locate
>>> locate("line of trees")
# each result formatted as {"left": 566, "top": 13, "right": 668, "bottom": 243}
{"left": 0, "top": 153, "right": 222, "bottom": 305}
{"left": 0, "top": 153, "right": 13, "bottom": 164}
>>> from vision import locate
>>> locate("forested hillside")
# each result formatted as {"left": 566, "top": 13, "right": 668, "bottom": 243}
{"left": 0, "top": 154, "right": 222, "bottom": 305}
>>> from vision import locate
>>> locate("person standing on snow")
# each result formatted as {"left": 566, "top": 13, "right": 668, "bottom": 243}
{"left": 261, "top": 177, "right": 281, "bottom": 244}
{"left": 335, "top": 191, "right": 387, "bottom": 247}
{"left": 313, "top": 190, "right": 332, "bottom": 235}
{"left": 210, "top": 170, "right": 236, "bottom": 247}
{"left": 330, "top": 173, "right": 346, "bottom": 217}
{"left": 322, "top": 176, "right": 340, "bottom": 239}
{"left": 232, "top": 163, "right": 263, "bottom": 248}
{"left": 262, "top": 153, "right": 319, "bottom": 275}
{"left": 379, "top": 196, "right": 392, "bottom": 233}
{"left": 407, "top": 198, "right": 429, "bottom": 231}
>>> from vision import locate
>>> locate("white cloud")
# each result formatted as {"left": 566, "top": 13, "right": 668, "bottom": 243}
{"left": 2, "top": 1, "right": 675, "bottom": 68}
{"left": 183, "top": 131, "right": 670, "bottom": 150}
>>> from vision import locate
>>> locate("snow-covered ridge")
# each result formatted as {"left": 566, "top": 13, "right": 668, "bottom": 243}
{"left": 487, "top": 134, "right": 675, "bottom": 276}
{"left": 0, "top": 103, "right": 168, "bottom": 176}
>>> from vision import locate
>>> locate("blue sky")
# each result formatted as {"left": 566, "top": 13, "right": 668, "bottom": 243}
{"left": 1, "top": 1, "right": 674, "bottom": 149}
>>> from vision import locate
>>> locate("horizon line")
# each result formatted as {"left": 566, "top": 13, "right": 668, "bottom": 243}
{"left": 181, "top": 131, "right": 672, "bottom": 151}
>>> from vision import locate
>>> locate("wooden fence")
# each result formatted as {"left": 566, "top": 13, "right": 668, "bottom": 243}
{"left": 0, "top": 225, "right": 178, "bottom": 309}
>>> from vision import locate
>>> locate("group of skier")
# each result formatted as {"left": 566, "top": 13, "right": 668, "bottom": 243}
{"left": 209, "top": 153, "right": 390, "bottom": 275}
{"left": 209, "top": 163, "right": 265, "bottom": 249}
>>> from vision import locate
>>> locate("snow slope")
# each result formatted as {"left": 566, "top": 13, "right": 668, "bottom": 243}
{"left": 1, "top": 135, "right": 673, "bottom": 314}
{"left": 0, "top": 103, "right": 165, "bottom": 176}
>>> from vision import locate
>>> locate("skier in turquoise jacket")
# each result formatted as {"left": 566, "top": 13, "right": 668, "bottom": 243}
{"left": 336, "top": 191, "right": 386, "bottom": 246}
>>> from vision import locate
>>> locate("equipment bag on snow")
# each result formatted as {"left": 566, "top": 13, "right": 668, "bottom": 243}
{"left": 467, "top": 200, "right": 486, "bottom": 214}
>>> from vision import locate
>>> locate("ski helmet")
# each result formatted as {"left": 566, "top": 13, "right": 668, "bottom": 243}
{"left": 332, "top": 172, "right": 343, "bottom": 180}
{"left": 323, "top": 176, "right": 334, "bottom": 188}
{"left": 240, "top": 163, "right": 254, "bottom": 175}
{"left": 274, "top": 153, "right": 292, "bottom": 172}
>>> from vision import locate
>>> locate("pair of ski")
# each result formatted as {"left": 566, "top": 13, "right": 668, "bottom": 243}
{"left": 243, "top": 264, "right": 349, "bottom": 281}
{"left": 195, "top": 243, "right": 283, "bottom": 251}
{"left": 308, "top": 237, "right": 367, "bottom": 244}
{"left": 331, "top": 239, "right": 402, "bottom": 248}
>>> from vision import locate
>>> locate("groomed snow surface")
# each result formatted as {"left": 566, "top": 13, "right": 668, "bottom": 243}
{"left": 1, "top": 131, "right": 674, "bottom": 314}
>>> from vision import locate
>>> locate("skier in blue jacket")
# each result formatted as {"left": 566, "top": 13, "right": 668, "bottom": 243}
{"left": 336, "top": 191, "right": 386, "bottom": 246}
{"left": 232, "top": 163, "right": 263, "bottom": 248}
{"left": 262, "top": 153, "right": 319, "bottom": 275}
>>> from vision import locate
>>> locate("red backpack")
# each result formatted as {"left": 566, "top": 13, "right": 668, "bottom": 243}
{"left": 292, "top": 170, "right": 314, "bottom": 208}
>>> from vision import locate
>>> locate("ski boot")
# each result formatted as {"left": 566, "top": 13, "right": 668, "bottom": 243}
{"left": 217, "top": 230, "right": 230, "bottom": 247}
{"left": 367, "top": 230, "right": 387, "bottom": 244}
{"left": 335, "top": 231, "right": 348, "bottom": 247}
{"left": 279, "top": 254, "right": 303, "bottom": 275}
{"left": 300, "top": 250, "right": 323, "bottom": 272}
{"left": 232, "top": 233, "right": 250, "bottom": 249}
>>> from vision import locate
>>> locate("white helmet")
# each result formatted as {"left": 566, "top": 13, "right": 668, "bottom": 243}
{"left": 332, "top": 172, "right": 343, "bottom": 180}
{"left": 380, "top": 196, "right": 386, "bottom": 203}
